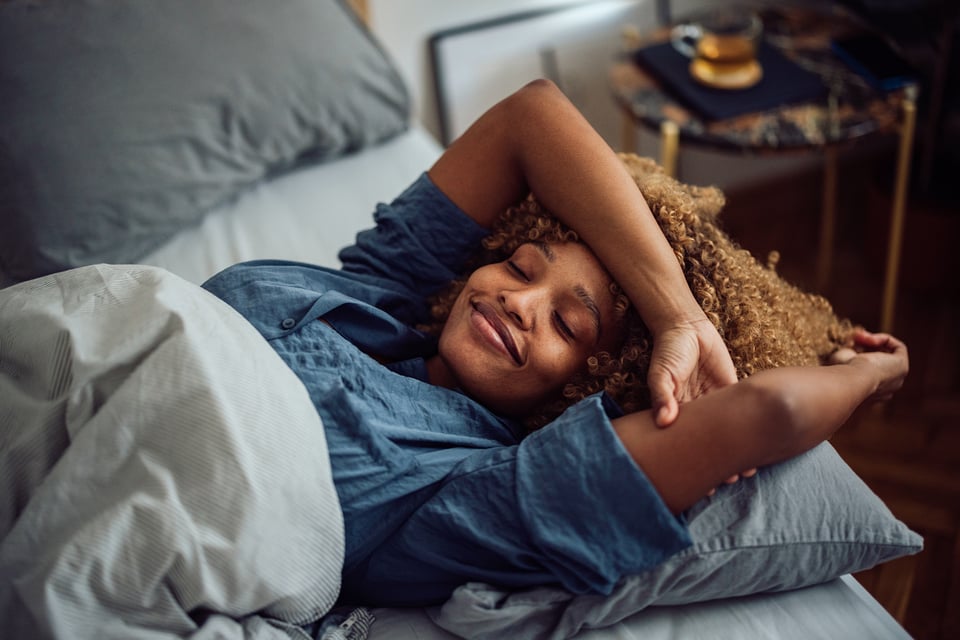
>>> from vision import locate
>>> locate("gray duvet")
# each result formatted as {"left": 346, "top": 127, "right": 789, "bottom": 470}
{"left": 0, "top": 265, "right": 345, "bottom": 639}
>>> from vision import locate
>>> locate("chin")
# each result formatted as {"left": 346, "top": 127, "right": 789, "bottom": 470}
{"left": 465, "top": 378, "right": 547, "bottom": 418}
{"left": 448, "top": 371, "right": 521, "bottom": 416}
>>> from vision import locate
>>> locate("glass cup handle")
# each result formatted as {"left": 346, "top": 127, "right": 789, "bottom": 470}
{"left": 670, "top": 24, "right": 702, "bottom": 58}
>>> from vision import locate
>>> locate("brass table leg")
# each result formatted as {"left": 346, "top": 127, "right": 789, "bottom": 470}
{"left": 660, "top": 120, "right": 679, "bottom": 178}
{"left": 817, "top": 146, "right": 839, "bottom": 292}
{"left": 880, "top": 88, "right": 918, "bottom": 334}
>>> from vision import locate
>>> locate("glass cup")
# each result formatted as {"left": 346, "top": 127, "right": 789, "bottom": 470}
{"left": 671, "top": 8, "right": 764, "bottom": 89}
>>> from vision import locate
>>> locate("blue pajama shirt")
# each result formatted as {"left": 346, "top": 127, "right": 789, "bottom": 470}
{"left": 202, "top": 174, "right": 691, "bottom": 606}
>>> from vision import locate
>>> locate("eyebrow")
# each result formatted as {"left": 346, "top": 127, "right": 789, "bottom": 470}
{"left": 575, "top": 285, "right": 603, "bottom": 343}
{"left": 533, "top": 241, "right": 555, "bottom": 263}
{"left": 533, "top": 242, "right": 603, "bottom": 343}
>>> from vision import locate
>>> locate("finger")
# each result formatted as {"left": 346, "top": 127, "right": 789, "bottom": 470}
{"left": 852, "top": 328, "right": 887, "bottom": 346}
{"left": 852, "top": 332, "right": 895, "bottom": 356}
{"left": 885, "top": 335, "right": 908, "bottom": 355}
{"left": 648, "top": 369, "right": 676, "bottom": 427}
{"left": 828, "top": 347, "right": 856, "bottom": 365}
{"left": 741, "top": 468, "right": 758, "bottom": 478}
{"left": 845, "top": 326, "right": 865, "bottom": 347}
{"left": 854, "top": 330, "right": 902, "bottom": 351}
{"left": 654, "top": 397, "right": 679, "bottom": 428}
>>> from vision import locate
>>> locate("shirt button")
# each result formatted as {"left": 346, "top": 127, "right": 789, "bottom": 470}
{"left": 281, "top": 318, "right": 296, "bottom": 330}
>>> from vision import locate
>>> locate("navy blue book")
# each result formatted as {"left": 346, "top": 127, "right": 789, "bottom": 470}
{"left": 831, "top": 34, "right": 918, "bottom": 91}
{"left": 633, "top": 41, "right": 827, "bottom": 121}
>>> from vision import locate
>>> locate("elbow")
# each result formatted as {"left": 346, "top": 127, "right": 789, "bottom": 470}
{"left": 493, "top": 78, "right": 574, "bottom": 166}
{"left": 519, "top": 77, "right": 563, "bottom": 97}
{"left": 504, "top": 78, "right": 569, "bottom": 121}
{"left": 740, "top": 380, "right": 809, "bottom": 464}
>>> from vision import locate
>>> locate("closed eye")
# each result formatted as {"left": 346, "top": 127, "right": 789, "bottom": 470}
{"left": 554, "top": 311, "right": 575, "bottom": 340}
{"left": 507, "top": 260, "right": 529, "bottom": 281}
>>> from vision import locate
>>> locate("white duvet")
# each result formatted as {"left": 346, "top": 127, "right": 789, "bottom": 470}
{"left": 0, "top": 264, "right": 345, "bottom": 639}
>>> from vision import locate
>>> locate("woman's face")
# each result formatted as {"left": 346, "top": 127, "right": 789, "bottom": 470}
{"left": 434, "top": 241, "right": 624, "bottom": 416}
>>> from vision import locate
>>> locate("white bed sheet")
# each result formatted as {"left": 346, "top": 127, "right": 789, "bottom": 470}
{"left": 367, "top": 576, "right": 909, "bottom": 640}
{"left": 6, "top": 125, "right": 911, "bottom": 639}
{"left": 140, "top": 126, "right": 444, "bottom": 285}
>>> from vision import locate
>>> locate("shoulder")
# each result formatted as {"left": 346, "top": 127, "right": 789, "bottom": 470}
{"left": 368, "top": 172, "right": 486, "bottom": 240}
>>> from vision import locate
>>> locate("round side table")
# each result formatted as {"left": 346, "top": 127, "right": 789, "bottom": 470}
{"left": 611, "top": 4, "right": 918, "bottom": 333}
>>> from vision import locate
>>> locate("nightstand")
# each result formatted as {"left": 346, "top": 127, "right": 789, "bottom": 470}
{"left": 612, "top": 4, "right": 918, "bottom": 334}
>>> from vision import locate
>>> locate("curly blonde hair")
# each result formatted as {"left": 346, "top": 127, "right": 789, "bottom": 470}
{"left": 424, "top": 154, "right": 853, "bottom": 429}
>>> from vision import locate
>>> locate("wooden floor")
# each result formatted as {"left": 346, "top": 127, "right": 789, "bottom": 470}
{"left": 718, "top": 151, "right": 960, "bottom": 640}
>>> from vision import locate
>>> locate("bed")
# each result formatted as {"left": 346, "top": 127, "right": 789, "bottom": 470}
{"left": 0, "top": 1, "right": 922, "bottom": 639}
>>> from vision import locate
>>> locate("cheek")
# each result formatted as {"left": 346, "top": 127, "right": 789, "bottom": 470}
{"left": 530, "top": 342, "right": 588, "bottom": 389}
{"left": 463, "top": 265, "right": 498, "bottom": 290}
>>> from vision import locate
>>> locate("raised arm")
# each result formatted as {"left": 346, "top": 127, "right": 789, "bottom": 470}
{"left": 428, "top": 79, "right": 735, "bottom": 422}
{"left": 612, "top": 330, "right": 909, "bottom": 514}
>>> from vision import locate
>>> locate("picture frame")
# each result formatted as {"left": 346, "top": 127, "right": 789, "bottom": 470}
{"left": 429, "top": 0, "right": 651, "bottom": 146}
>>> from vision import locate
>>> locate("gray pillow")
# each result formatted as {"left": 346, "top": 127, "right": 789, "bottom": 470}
{"left": 434, "top": 442, "right": 922, "bottom": 640}
{"left": 0, "top": 0, "right": 409, "bottom": 281}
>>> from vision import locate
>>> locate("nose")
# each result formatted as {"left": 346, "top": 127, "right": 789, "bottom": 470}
{"left": 498, "top": 287, "right": 543, "bottom": 331}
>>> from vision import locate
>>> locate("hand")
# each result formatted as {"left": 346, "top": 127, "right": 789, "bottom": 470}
{"left": 706, "top": 468, "right": 758, "bottom": 497}
{"left": 648, "top": 318, "right": 737, "bottom": 427}
{"left": 848, "top": 329, "right": 909, "bottom": 403}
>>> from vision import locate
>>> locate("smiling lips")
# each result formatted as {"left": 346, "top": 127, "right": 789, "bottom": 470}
{"left": 472, "top": 300, "right": 522, "bottom": 365}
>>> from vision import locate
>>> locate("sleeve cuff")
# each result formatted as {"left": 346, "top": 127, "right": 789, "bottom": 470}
{"left": 515, "top": 394, "right": 692, "bottom": 594}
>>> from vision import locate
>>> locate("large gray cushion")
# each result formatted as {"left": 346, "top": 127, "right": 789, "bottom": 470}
{"left": 0, "top": 0, "right": 409, "bottom": 280}
{"left": 435, "top": 442, "right": 922, "bottom": 639}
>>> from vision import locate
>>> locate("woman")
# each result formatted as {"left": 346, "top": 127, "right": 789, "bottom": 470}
{"left": 203, "top": 80, "right": 908, "bottom": 606}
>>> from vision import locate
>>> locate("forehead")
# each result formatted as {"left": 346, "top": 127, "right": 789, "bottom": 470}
{"left": 522, "top": 241, "right": 623, "bottom": 325}
{"left": 522, "top": 241, "right": 611, "bottom": 288}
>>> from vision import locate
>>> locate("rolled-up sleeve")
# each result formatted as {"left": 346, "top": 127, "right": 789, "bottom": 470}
{"left": 342, "top": 394, "right": 692, "bottom": 606}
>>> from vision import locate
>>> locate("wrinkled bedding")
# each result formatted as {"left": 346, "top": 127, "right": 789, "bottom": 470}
{"left": 0, "top": 264, "right": 345, "bottom": 639}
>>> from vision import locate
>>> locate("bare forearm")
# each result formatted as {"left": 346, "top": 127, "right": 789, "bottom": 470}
{"left": 612, "top": 361, "right": 880, "bottom": 514}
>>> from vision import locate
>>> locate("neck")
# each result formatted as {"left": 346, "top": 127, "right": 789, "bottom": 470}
{"left": 425, "top": 354, "right": 458, "bottom": 389}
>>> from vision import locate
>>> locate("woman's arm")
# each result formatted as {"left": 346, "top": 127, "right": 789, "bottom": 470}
{"left": 612, "top": 330, "right": 909, "bottom": 514}
{"left": 428, "top": 79, "right": 736, "bottom": 422}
